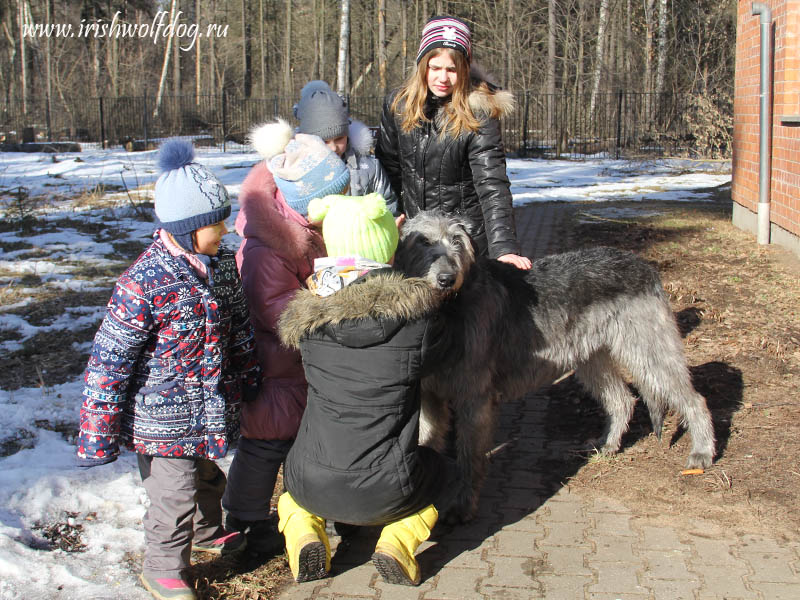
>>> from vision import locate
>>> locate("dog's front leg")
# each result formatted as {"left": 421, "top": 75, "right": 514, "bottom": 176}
{"left": 419, "top": 386, "right": 451, "bottom": 451}
{"left": 449, "top": 392, "right": 497, "bottom": 523}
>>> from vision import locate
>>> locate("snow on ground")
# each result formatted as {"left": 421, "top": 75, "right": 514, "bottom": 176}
{"left": 0, "top": 145, "right": 731, "bottom": 599}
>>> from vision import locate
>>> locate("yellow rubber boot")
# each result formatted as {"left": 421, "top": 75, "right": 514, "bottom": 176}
{"left": 372, "top": 504, "right": 438, "bottom": 586}
{"left": 277, "top": 493, "right": 331, "bottom": 582}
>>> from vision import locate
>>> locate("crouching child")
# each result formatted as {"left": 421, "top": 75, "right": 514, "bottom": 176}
{"left": 76, "top": 140, "right": 260, "bottom": 600}
{"left": 276, "top": 193, "right": 456, "bottom": 586}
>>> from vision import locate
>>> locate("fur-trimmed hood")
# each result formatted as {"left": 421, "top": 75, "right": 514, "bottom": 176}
{"left": 278, "top": 271, "right": 442, "bottom": 349}
{"left": 234, "top": 160, "right": 324, "bottom": 264}
{"left": 467, "top": 83, "right": 515, "bottom": 120}
{"left": 467, "top": 64, "right": 515, "bottom": 120}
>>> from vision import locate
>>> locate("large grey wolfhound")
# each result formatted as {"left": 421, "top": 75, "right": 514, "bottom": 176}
{"left": 394, "top": 212, "right": 716, "bottom": 522}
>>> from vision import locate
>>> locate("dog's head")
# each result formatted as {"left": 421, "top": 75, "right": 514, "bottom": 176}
{"left": 394, "top": 211, "right": 475, "bottom": 293}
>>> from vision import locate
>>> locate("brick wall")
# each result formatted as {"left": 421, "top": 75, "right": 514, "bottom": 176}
{"left": 733, "top": 0, "right": 800, "bottom": 252}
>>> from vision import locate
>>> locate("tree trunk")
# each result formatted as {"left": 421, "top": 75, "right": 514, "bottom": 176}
{"left": 18, "top": 0, "right": 28, "bottom": 114}
{"left": 259, "top": 0, "right": 265, "bottom": 96}
{"left": 589, "top": 0, "right": 609, "bottom": 116}
{"left": 283, "top": 0, "right": 291, "bottom": 95}
{"left": 625, "top": 0, "right": 631, "bottom": 92}
{"left": 643, "top": 0, "right": 655, "bottom": 95}
{"left": 505, "top": 0, "right": 514, "bottom": 88}
{"left": 172, "top": 11, "right": 181, "bottom": 96}
{"left": 154, "top": 0, "right": 178, "bottom": 118}
{"left": 196, "top": 0, "right": 202, "bottom": 103}
{"left": 575, "top": 0, "right": 585, "bottom": 100}
{"left": 45, "top": 0, "right": 52, "bottom": 139}
{"left": 655, "top": 0, "right": 668, "bottom": 97}
{"left": 547, "top": 0, "right": 555, "bottom": 128}
{"left": 378, "top": 0, "right": 386, "bottom": 96}
{"left": 319, "top": 0, "right": 326, "bottom": 81}
{"left": 336, "top": 0, "right": 350, "bottom": 96}
{"left": 401, "top": 0, "right": 408, "bottom": 76}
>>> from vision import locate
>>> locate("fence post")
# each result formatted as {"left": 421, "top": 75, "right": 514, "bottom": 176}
{"left": 143, "top": 94, "right": 149, "bottom": 149}
{"left": 615, "top": 90, "right": 623, "bottom": 159}
{"left": 99, "top": 97, "right": 106, "bottom": 149}
{"left": 222, "top": 91, "right": 228, "bottom": 153}
{"left": 521, "top": 92, "right": 529, "bottom": 158}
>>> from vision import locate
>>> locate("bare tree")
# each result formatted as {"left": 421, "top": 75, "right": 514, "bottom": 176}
{"left": 17, "top": 0, "right": 28, "bottom": 114}
{"left": 589, "top": 0, "right": 609, "bottom": 115}
{"left": 546, "top": 0, "right": 555, "bottom": 127}
{"left": 283, "top": 0, "right": 291, "bottom": 95}
{"left": 643, "top": 0, "right": 655, "bottom": 94}
{"left": 336, "top": 0, "right": 350, "bottom": 95}
{"left": 378, "top": 0, "right": 386, "bottom": 95}
{"left": 655, "top": 0, "right": 668, "bottom": 96}
{"left": 154, "top": 0, "right": 178, "bottom": 117}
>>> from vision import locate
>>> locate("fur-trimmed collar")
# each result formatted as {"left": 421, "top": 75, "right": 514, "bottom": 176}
{"left": 235, "top": 161, "right": 325, "bottom": 263}
{"left": 278, "top": 271, "right": 442, "bottom": 349}
{"left": 347, "top": 119, "right": 374, "bottom": 156}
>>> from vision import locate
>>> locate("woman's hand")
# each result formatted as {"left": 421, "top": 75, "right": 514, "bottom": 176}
{"left": 395, "top": 214, "right": 406, "bottom": 231}
{"left": 497, "top": 253, "right": 532, "bottom": 270}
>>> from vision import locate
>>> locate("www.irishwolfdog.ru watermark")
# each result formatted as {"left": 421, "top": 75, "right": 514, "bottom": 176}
{"left": 21, "top": 10, "right": 227, "bottom": 52}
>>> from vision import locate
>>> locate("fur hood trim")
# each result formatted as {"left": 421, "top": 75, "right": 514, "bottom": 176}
{"left": 249, "top": 119, "right": 294, "bottom": 160}
{"left": 467, "top": 84, "right": 515, "bottom": 120}
{"left": 348, "top": 119, "right": 373, "bottom": 156}
{"left": 278, "top": 271, "right": 441, "bottom": 348}
{"left": 466, "top": 63, "right": 515, "bottom": 119}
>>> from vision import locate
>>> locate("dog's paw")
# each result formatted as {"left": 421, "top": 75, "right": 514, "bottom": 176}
{"left": 686, "top": 451, "right": 713, "bottom": 469}
{"left": 584, "top": 438, "right": 620, "bottom": 456}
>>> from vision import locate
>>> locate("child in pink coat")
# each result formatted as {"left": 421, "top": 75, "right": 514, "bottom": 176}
{"left": 221, "top": 121, "right": 350, "bottom": 553}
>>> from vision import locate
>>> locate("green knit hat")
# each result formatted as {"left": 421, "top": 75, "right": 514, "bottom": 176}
{"left": 307, "top": 193, "right": 399, "bottom": 264}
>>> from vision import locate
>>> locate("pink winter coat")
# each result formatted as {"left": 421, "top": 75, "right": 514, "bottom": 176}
{"left": 234, "top": 161, "right": 326, "bottom": 440}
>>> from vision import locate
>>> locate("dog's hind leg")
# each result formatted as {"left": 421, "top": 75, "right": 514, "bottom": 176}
{"left": 613, "top": 303, "right": 716, "bottom": 468}
{"left": 575, "top": 349, "right": 638, "bottom": 455}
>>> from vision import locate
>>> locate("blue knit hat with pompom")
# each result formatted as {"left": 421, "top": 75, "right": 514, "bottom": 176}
{"left": 154, "top": 139, "right": 231, "bottom": 252}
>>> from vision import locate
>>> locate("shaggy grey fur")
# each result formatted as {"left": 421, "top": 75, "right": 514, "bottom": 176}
{"left": 395, "top": 212, "right": 716, "bottom": 522}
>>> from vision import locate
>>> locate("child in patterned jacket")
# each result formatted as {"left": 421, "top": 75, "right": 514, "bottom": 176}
{"left": 76, "top": 139, "right": 260, "bottom": 600}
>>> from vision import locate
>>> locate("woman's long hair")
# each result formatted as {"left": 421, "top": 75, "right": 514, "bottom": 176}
{"left": 391, "top": 48, "right": 480, "bottom": 138}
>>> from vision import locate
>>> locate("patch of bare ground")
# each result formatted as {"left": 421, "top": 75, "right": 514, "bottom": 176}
{"left": 562, "top": 194, "right": 800, "bottom": 542}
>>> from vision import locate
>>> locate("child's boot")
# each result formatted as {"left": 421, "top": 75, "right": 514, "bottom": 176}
{"left": 277, "top": 493, "right": 330, "bottom": 582}
{"left": 371, "top": 504, "right": 438, "bottom": 586}
{"left": 139, "top": 573, "right": 196, "bottom": 600}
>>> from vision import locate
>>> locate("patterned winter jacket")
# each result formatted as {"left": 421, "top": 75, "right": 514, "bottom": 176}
{"left": 76, "top": 234, "right": 260, "bottom": 464}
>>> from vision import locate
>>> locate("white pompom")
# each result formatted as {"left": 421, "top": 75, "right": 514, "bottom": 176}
{"left": 249, "top": 119, "right": 294, "bottom": 160}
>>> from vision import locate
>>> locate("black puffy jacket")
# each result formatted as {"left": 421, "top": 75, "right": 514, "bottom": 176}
{"left": 277, "top": 270, "right": 448, "bottom": 526}
{"left": 376, "top": 82, "right": 520, "bottom": 258}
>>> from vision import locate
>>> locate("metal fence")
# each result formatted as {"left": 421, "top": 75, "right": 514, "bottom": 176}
{"left": 1, "top": 91, "right": 705, "bottom": 159}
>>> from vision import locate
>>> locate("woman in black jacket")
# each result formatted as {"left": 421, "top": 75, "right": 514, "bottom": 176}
{"left": 375, "top": 15, "right": 531, "bottom": 269}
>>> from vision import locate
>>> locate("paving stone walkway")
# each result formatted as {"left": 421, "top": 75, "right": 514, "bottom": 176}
{"left": 276, "top": 203, "right": 800, "bottom": 600}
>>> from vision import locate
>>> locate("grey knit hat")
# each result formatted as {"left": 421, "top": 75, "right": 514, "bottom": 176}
{"left": 295, "top": 81, "right": 350, "bottom": 141}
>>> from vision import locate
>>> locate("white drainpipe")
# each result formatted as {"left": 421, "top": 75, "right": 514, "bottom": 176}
{"left": 752, "top": 2, "right": 772, "bottom": 244}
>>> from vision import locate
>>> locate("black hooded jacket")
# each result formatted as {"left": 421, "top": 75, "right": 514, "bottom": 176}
{"left": 375, "top": 81, "right": 520, "bottom": 258}
{"left": 277, "top": 270, "right": 448, "bottom": 526}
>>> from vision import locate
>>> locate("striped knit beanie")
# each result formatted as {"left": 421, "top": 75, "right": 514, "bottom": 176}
{"left": 154, "top": 139, "right": 231, "bottom": 252}
{"left": 416, "top": 15, "right": 472, "bottom": 64}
